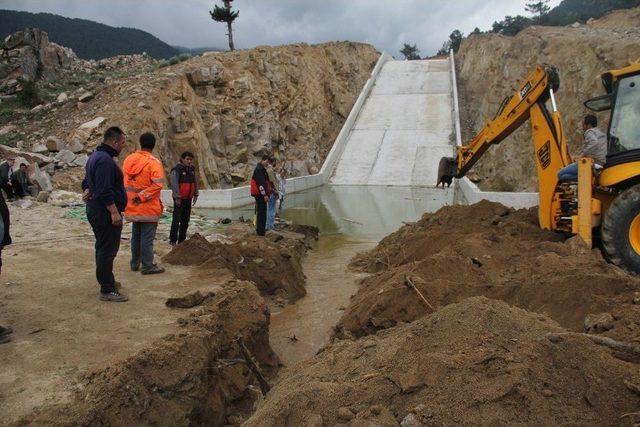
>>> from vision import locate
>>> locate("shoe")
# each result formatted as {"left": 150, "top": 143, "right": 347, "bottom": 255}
{"left": 131, "top": 263, "right": 140, "bottom": 272}
{"left": 0, "top": 326, "right": 13, "bottom": 336}
{"left": 0, "top": 335, "right": 10, "bottom": 344}
{"left": 99, "top": 291, "right": 129, "bottom": 302}
{"left": 141, "top": 264, "right": 165, "bottom": 275}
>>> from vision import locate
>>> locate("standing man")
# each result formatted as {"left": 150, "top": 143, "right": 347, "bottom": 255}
{"left": 0, "top": 188, "right": 11, "bottom": 343}
{"left": 250, "top": 155, "right": 271, "bottom": 236}
{"left": 169, "top": 151, "right": 198, "bottom": 246}
{"left": 557, "top": 114, "right": 608, "bottom": 181}
{"left": 265, "top": 157, "right": 279, "bottom": 230}
{"left": 123, "top": 133, "right": 165, "bottom": 275}
{"left": 82, "top": 127, "right": 128, "bottom": 302}
{"left": 0, "top": 157, "right": 15, "bottom": 200}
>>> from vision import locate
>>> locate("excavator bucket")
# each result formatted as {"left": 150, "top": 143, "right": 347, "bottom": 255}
{"left": 437, "top": 157, "right": 456, "bottom": 188}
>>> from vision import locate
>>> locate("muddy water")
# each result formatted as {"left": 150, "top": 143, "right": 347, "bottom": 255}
{"left": 269, "top": 235, "right": 373, "bottom": 366}
{"left": 200, "top": 185, "right": 454, "bottom": 366}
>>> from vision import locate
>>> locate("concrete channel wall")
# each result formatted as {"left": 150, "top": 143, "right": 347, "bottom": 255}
{"left": 161, "top": 52, "right": 394, "bottom": 208}
{"left": 448, "top": 50, "right": 539, "bottom": 209}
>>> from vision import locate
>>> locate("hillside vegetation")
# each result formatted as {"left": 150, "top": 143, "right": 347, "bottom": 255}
{"left": 0, "top": 9, "right": 178, "bottom": 60}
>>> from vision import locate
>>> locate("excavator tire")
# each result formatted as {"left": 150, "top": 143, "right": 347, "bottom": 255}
{"left": 601, "top": 184, "right": 640, "bottom": 274}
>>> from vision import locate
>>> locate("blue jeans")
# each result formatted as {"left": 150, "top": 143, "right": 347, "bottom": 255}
{"left": 557, "top": 163, "right": 578, "bottom": 182}
{"left": 266, "top": 194, "right": 278, "bottom": 230}
{"left": 130, "top": 222, "right": 158, "bottom": 269}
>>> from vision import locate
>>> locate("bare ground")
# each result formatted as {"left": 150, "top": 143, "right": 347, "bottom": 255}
{"left": 0, "top": 202, "right": 308, "bottom": 425}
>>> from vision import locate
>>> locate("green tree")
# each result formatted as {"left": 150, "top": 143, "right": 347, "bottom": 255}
{"left": 492, "top": 15, "right": 533, "bottom": 36}
{"left": 436, "top": 29, "right": 464, "bottom": 56}
{"left": 210, "top": 0, "right": 239, "bottom": 51}
{"left": 471, "top": 27, "right": 482, "bottom": 35}
{"left": 448, "top": 29, "right": 464, "bottom": 53}
{"left": 400, "top": 43, "right": 420, "bottom": 60}
{"left": 525, "top": 0, "right": 551, "bottom": 23}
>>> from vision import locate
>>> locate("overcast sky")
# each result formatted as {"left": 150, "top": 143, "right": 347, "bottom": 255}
{"left": 0, "top": 0, "right": 562, "bottom": 56}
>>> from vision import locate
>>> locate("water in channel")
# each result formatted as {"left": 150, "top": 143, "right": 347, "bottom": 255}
{"left": 202, "top": 185, "right": 455, "bottom": 366}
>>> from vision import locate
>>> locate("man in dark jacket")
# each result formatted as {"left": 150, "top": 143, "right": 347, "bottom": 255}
{"left": 252, "top": 155, "right": 271, "bottom": 236}
{"left": 82, "top": 127, "right": 128, "bottom": 302}
{"left": 169, "top": 151, "right": 198, "bottom": 246}
{"left": 10, "top": 163, "right": 35, "bottom": 198}
{"left": 0, "top": 186, "right": 12, "bottom": 343}
{"left": 0, "top": 158, "right": 15, "bottom": 200}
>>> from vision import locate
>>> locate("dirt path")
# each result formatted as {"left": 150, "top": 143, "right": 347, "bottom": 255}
{"left": 0, "top": 204, "right": 232, "bottom": 425}
{"left": 269, "top": 235, "right": 373, "bottom": 367}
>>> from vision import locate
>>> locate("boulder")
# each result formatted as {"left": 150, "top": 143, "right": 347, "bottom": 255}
{"left": 48, "top": 190, "right": 83, "bottom": 207}
{"left": 79, "top": 116, "right": 106, "bottom": 130}
{"left": 72, "top": 154, "right": 88, "bottom": 167}
{"left": 31, "top": 143, "right": 48, "bottom": 154}
{"left": 66, "top": 139, "right": 85, "bottom": 153}
{"left": 54, "top": 149, "right": 76, "bottom": 165}
{"left": 0, "top": 145, "right": 51, "bottom": 166}
{"left": 45, "top": 136, "right": 65, "bottom": 152}
{"left": 56, "top": 92, "right": 68, "bottom": 103}
{"left": 78, "top": 91, "right": 94, "bottom": 103}
{"left": 30, "top": 164, "right": 53, "bottom": 192}
{"left": 1, "top": 29, "right": 79, "bottom": 86}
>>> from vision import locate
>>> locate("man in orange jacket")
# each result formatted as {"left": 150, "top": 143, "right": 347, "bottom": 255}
{"left": 123, "top": 133, "right": 165, "bottom": 275}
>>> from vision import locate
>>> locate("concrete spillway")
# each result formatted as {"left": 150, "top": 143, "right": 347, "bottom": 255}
{"left": 329, "top": 59, "right": 454, "bottom": 187}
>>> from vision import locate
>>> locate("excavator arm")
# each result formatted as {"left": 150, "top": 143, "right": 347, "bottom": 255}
{"left": 438, "top": 65, "right": 572, "bottom": 229}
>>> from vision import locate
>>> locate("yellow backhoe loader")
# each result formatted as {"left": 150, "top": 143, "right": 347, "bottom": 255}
{"left": 438, "top": 62, "right": 640, "bottom": 273}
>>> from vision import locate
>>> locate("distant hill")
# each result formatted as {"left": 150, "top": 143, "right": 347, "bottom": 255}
{"left": 546, "top": 0, "right": 640, "bottom": 24}
{"left": 0, "top": 9, "right": 179, "bottom": 60}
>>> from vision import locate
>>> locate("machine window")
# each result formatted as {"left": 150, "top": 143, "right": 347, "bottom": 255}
{"left": 609, "top": 74, "right": 640, "bottom": 154}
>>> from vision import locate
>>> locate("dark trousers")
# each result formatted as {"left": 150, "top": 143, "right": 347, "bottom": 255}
{"left": 169, "top": 198, "right": 192, "bottom": 244}
{"left": 1, "top": 182, "right": 13, "bottom": 200}
{"left": 130, "top": 222, "right": 157, "bottom": 269}
{"left": 255, "top": 197, "right": 267, "bottom": 236}
{"left": 86, "top": 204, "right": 122, "bottom": 294}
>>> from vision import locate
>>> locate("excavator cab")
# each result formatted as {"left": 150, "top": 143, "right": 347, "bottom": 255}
{"left": 585, "top": 64, "right": 640, "bottom": 272}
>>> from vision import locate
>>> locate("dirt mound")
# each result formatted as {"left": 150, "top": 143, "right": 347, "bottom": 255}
{"left": 23, "top": 281, "right": 278, "bottom": 426}
{"left": 247, "top": 297, "right": 640, "bottom": 426}
{"left": 164, "top": 232, "right": 307, "bottom": 301}
{"left": 338, "top": 201, "right": 640, "bottom": 340}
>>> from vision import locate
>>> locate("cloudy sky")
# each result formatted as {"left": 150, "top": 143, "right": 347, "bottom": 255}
{"left": 0, "top": 0, "right": 562, "bottom": 56}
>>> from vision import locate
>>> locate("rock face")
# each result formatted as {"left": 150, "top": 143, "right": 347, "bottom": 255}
{"left": 0, "top": 28, "right": 80, "bottom": 91}
{"left": 456, "top": 8, "right": 640, "bottom": 191}
{"left": 52, "top": 42, "right": 378, "bottom": 189}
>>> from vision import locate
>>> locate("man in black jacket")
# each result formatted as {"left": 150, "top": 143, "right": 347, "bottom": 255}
{"left": 252, "top": 155, "right": 271, "bottom": 236}
{"left": 82, "top": 127, "right": 128, "bottom": 302}
{"left": 0, "top": 187, "right": 12, "bottom": 343}
{"left": 169, "top": 151, "right": 199, "bottom": 246}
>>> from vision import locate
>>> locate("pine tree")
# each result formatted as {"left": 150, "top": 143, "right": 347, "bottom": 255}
{"left": 400, "top": 43, "right": 420, "bottom": 60}
{"left": 525, "top": 0, "right": 550, "bottom": 23}
{"left": 210, "top": 0, "right": 239, "bottom": 51}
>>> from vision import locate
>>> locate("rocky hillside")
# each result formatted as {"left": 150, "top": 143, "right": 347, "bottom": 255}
{"left": 0, "top": 35, "right": 378, "bottom": 192}
{"left": 456, "top": 7, "right": 640, "bottom": 191}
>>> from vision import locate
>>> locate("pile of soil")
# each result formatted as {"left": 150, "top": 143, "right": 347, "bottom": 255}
{"left": 164, "top": 231, "right": 310, "bottom": 302}
{"left": 338, "top": 201, "right": 640, "bottom": 340}
{"left": 23, "top": 281, "right": 279, "bottom": 426}
{"left": 246, "top": 297, "right": 640, "bottom": 426}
